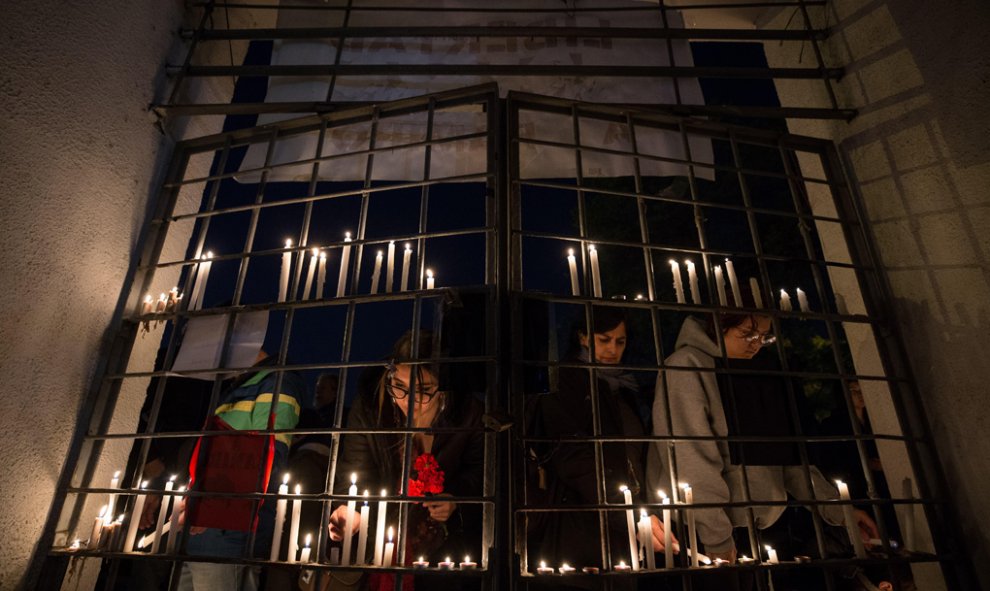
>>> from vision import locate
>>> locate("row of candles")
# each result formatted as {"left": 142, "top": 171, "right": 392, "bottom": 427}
{"left": 566, "top": 247, "right": 813, "bottom": 312}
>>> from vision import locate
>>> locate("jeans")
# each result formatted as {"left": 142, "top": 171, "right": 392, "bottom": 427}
{"left": 177, "top": 562, "right": 259, "bottom": 591}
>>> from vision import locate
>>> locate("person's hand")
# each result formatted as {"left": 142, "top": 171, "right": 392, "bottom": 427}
{"left": 707, "top": 547, "right": 738, "bottom": 564}
{"left": 855, "top": 509, "right": 880, "bottom": 547}
{"left": 140, "top": 495, "right": 161, "bottom": 529}
{"left": 648, "top": 514, "right": 679, "bottom": 552}
{"left": 423, "top": 494, "right": 456, "bottom": 523}
{"left": 173, "top": 496, "right": 206, "bottom": 535}
{"left": 328, "top": 505, "right": 362, "bottom": 541}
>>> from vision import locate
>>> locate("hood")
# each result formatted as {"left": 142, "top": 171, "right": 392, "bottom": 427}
{"left": 674, "top": 316, "right": 721, "bottom": 358}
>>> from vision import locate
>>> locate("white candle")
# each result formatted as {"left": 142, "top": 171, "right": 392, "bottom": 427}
{"left": 370, "top": 251, "right": 383, "bottom": 295}
{"left": 413, "top": 556, "right": 430, "bottom": 569}
{"left": 302, "top": 247, "right": 318, "bottom": 300}
{"left": 620, "top": 486, "right": 640, "bottom": 571}
{"left": 373, "top": 489, "right": 388, "bottom": 565}
{"left": 107, "top": 470, "right": 121, "bottom": 521}
{"left": 659, "top": 490, "right": 673, "bottom": 568}
{"left": 299, "top": 533, "right": 312, "bottom": 563}
{"left": 425, "top": 268, "right": 435, "bottom": 290}
{"left": 639, "top": 509, "right": 656, "bottom": 570}
{"left": 796, "top": 287, "right": 810, "bottom": 312}
{"left": 835, "top": 480, "right": 866, "bottom": 558}
{"left": 288, "top": 483, "right": 302, "bottom": 563}
{"left": 195, "top": 252, "right": 213, "bottom": 310}
{"left": 714, "top": 265, "right": 728, "bottom": 307}
{"left": 765, "top": 544, "right": 779, "bottom": 564}
{"left": 460, "top": 555, "right": 477, "bottom": 569}
{"left": 189, "top": 255, "right": 206, "bottom": 311}
{"left": 356, "top": 491, "right": 370, "bottom": 565}
{"left": 670, "top": 260, "right": 686, "bottom": 304}
{"left": 749, "top": 277, "right": 764, "bottom": 308}
{"left": 166, "top": 287, "right": 179, "bottom": 313}
{"left": 588, "top": 245, "right": 602, "bottom": 298}
{"left": 271, "top": 473, "right": 289, "bottom": 561}
{"left": 686, "top": 260, "right": 701, "bottom": 304}
{"left": 341, "top": 473, "right": 357, "bottom": 565}
{"left": 385, "top": 241, "right": 396, "bottom": 293}
{"left": 536, "top": 560, "right": 554, "bottom": 575}
{"left": 137, "top": 521, "right": 169, "bottom": 550}
{"left": 383, "top": 526, "right": 395, "bottom": 567}
{"left": 316, "top": 251, "right": 327, "bottom": 299}
{"left": 614, "top": 561, "right": 631, "bottom": 572}
{"left": 89, "top": 504, "right": 108, "bottom": 549}
{"left": 166, "top": 485, "right": 186, "bottom": 554}
{"left": 69, "top": 539, "right": 81, "bottom": 552}
{"left": 151, "top": 476, "right": 176, "bottom": 554}
{"left": 779, "top": 289, "right": 793, "bottom": 312}
{"left": 400, "top": 244, "right": 412, "bottom": 291}
{"left": 725, "top": 258, "right": 742, "bottom": 307}
{"left": 559, "top": 563, "right": 576, "bottom": 575}
{"left": 438, "top": 556, "right": 455, "bottom": 570}
{"left": 141, "top": 294, "right": 153, "bottom": 315}
{"left": 680, "top": 483, "right": 699, "bottom": 567}
{"left": 738, "top": 555, "right": 755, "bottom": 565}
{"left": 567, "top": 249, "right": 580, "bottom": 296}
{"left": 336, "top": 233, "right": 352, "bottom": 297}
{"left": 279, "top": 240, "right": 293, "bottom": 303}
{"left": 155, "top": 292, "right": 167, "bottom": 314}
{"left": 124, "top": 481, "right": 148, "bottom": 552}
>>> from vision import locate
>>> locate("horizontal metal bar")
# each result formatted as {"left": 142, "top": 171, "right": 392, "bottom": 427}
{"left": 193, "top": 1, "right": 828, "bottom": 13}
{"left": 513, "top": 498, "right": 938, "bottom": 512}
{"left": 172, "top": 64, "right": 845, "bottom": 80}
{"left": 520, "top": 432, "right": 920, "bottom": 445}
{"left": 188, "top": 26, "right": 829, "bottom": 42}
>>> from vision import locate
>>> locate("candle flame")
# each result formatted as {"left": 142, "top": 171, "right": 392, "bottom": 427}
{"left": 312, "top": 247, "right": 319, "bottom": 255}
{"left": 295, "top": 484, "right": 301, "bottom": 494}
{"left": 144, "top": 294, "right": 152, "bottom": 302}
{"left": 679, "top": 482, "right": 690, "bottom": 490}
{"left": 619, "top": 485, "right": 628, "bottom": 492}
{"left": 389, "top": 240, "right": 395, "bottom": 245}
{"left": 588, "top": 244, "right": 596, "bottom": 252}
{"left": 320, "top": 251, "right": 326, "bottom": 260}
{"left": 669, "top": 259, "right": 677, "bottom": 265}
{"left": 363, "top": 490, "right": 369, "bottom": 497}
{"left": 285, "top": 239, "right": 293, "bottom": 248}
{"left": 377, "top": 250, "right": 383, "bottom": 256}
{"left": 465, "top": 555, "right": 471, "bottom": 562}
{"left": 640, "top": 509, "right": 648, "bottom": 518}
{"left": 345, "top": 232, "right": 351, "bottom": 240}
{"left": 178, "top": 486, "right": 186, "bottom": 492}
{"left": 113, "top": 470, "right": 121, "bottom": 478}
{"left": 780, "top": 289, "right": 788, "bottom": 296}
{"left": 381, "top": 489, "right": 388, "bottom": 496}
{"left": 540, "top": 561, "right": 547, "bottom": 568}
{"left": 141, "top": 480, "right": 148, "bottom": 488}
{"left": 619, "top": 560, "right": 626, "bottom": 567}
{"left": 658, "top": 489, "right": 667, "bottom": 499}
{"left": 98, "top": 504, "right": 108, "bottom": 517}
{"left": 305, "top": 533, "right": 312, "bottom": 546}
{"left": 568, "top": 248, "right": 574, "bottom": 256}
{"left": 283, "top": 473, "right": 290, "bottom": 484}
{"left": 387, "top": 527, "right": 394, "bottom": 542}
{"left": 426, "top": 269, "right": 434, "bottom": 278}
{"left": 445, "top": 556, "right": 451, "bottom": 563}
{"left": 159, "top": 293, "right": 166, "bottom": 300}
{"left": 765, "top": 545, "right": 772, "bottom": 551}
{"left": 169, "top": 474, "right": 177, "bottom": 482}
{"left": 419, "top": 556, "right": 425, "bottom": 562}
{"left": 405, "top": 243, "right": 411, "bottom": 250}
{"left": 351, "top": 473, "right": 357, "bottom": 484}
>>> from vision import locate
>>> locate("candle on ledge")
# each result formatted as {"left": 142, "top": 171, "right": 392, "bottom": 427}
{"left": 582, "top": 567, "right": 600, "bottom": 574}
{"left": 166, "top": 287, "right": 179, "bottom": 313}
{"left": 299, "top": 533, "right": 313, "bottom": 563}
{"left": 725, "top": 258, "right": 743, "bottom": 307}
{"left": 749, "top": 277, "right": 764, "bottom": 308}
{"left": 189, "top": 255, "right": 206, "bottom": 310}
{"left": 382, "top": 526, "right": 395, "bottom": 567}
{"left": 341, "top": 473, "right": 357, "bottom": 566}
{"left": 779, "top": 289, "right": 793, "bottom": 312}
{"left": 460, "top": 555, "right": 478, "bottom": 569}
{"left": 336, "top": 232, "right": 352, "bottom": 298}
{"left": 151, "top": 475, "right": 176, "bottom": 554}
{"left": 536, "top": 560, "right": 554, "bottom": 575}
{"left": 438, "top": 556, "right": 455, "bottom": 570}
{"left": 141, "top": 294, "right": 153, "bottom": 315}
{"left": 680, "top": 482, "right": 699, "bottom": 567}
{"left": 316, "top": 251, "right": 327, "bottom": 299}
{"left": 765, "top": 545, "right": 779, "bottom": 564}
{"left": 124, "top": 481, "right": 148, "bottom": 552}
{"left": 356, "top": 490, "right": 370, "bottom": 565}
{"left": 400, "top": 244, "right": 412, "bottom": 292}
{"left": 559, "top": 563, "right": 576, "bottom": 575}
{"left": 413, "top": 556, "right": 430, "bottom": 569}
{"left": 835, "top": 479, "right": 867, "bottom": 558}
{"left": 68, "top": 539, "right": 82, "bottom": 552}
{"left": 686, "top": 260, "right": 701, "bottom": 304}
{"left": 288, "top": 483, "right": 302, "bottom": 563}
{"left": 635, "top": 293, "right": 645, "bottom": 301}
{"left": 714, "top": 265, "right": 728, "bottom": 307}
{"left": 166, "top": 485, "right": 186, "bottom": 554}
{"left": 279, "top": 240, "right": 293, "bottom": 302}
{"left": 639, "top": 509, "right": 656, "bottom": 570}
{"left": 659, "top": 490, "right": 673, "bottom": 568}
{"left": 425, "top": 268, "right": 436, "bottom": 290}
{"left": 385, "top": 240, "right": 396, "bottom": 293}
{"left": 301, "top": 248, "right": 318, "bottom": 300}
{"left": 194, "top": 252, "right": 213, "bottom": 310}
{"left": 620, "top": 485, "right": 640, "bottom": 571}
{"left": 89, "top": 505, "right": 108, "bottom": 550}
{"left": 796, "top": 287, "right": 810, "bottom": 313}
{"left": 155, "top": 292, "right": 167, "bottom": 314}
{"left": 670, "top": 260, "right": 686, "bottom": 304}
{"left": 271, "top": 474, "right": 290, "bottom": 561}
{"left": 373, "top": 489, "right": 388, "bottom": 566}
{"left": 370, "top": 250, "right": 383, "bottom": 295}
{"left": 588, "top": 245, "right": 602, "bottom": 298}
{"left": 107, "top": 470, "right": 121, "bottom": 520}
{"left": 738, "top": 555, "right": 755, "bottom": 565}
{"left": 614, "top": 560, "right": 631, "bottom": 572}
{"left": 567, "top": 249, "right": 580, "bottom": 296}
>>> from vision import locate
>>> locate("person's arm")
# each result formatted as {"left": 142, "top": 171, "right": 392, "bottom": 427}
{"left": 329, "top": 400, "right": 377, "bottom": 540}
{"left": 541, "top": 370, "right": 604, "bottom": 504}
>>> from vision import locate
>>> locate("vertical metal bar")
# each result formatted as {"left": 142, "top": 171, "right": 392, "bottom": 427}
{"left": 626, "top": 113, "right": 659, "bottom": 303}
{"left": 323, "top": 0, "right": 354, "bottom": 104}
{"left": 657, "top": 2, "right": 684, "bottom": 107}
{"left": 795, "top": 0, "right": 839, "bottom": 111}
{"left": 167, "top": 0, "right": 216, "bottom": 106}
{"left": 351, "top": 109, "right": 381, "bottom": 292}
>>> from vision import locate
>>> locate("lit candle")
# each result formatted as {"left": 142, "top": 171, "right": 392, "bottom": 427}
{"left": 107, "top": 470, "right": 121, "bottom": 521}
{"left": 373, "top": 489, "right": 388, "bottom": 565}
{"left": 835, "top": 480, "right": 866, "bottom": 558}
{"left": 536, "top": 560, "right": 554, "bottom": 575}
{"left": 356, "top": 491, "right": 370, "bottom": 565}
{"left": 167, "top": 287, "right": 179, "bottom": 313}
{"left": 288, "top": 483, "right": 302, "bottom": 563}
{"left": 68, "top": 539, "right": 81, "bottom": 552}
{"left": 385, "top": 240, "right": 396, "bottom": 293}
{"left": 341, "top": 473, "right": 357, "bottom": 566}
{"left": 151, "top": 475, "right": 176, "bottom": 554}
{"left": 686, "top": 260, "right": 701, "bottom": 304}
{"left": 738, "top": 555, "right": 755, "bottom": 565}
{"left": 370, "top": 251, "right": 383, "bottom": 295}
{"left": 614, "top": 561, "right": 631, "bottom": 572}
{"left": 670, "top": 260, "right": 686, "bottom": 304}
{"left": 299, "top": 533, "right": 313, "bottom": 563}
{"left": 725, "top": 258, "right": 742, "bottom": 307}
{"left": 302, "top": 247, "right": 318, "bottom": 300}
{"left": 749, "top": 277, "right": 763, "bottom": 308}
{"left": 714, "top": 265, "right": 728, "bottom": 306}
{"left": 137, "top": 521, "right": 169, "bottom": 550}
{"left": 107, "top": 514, "right": 125, "bottom": 551}
{"left": 779, "top": 289, "right": 792, "bottom": 312}
{"left": 659, "top": 490, "right": 673, "bottom": 568}
{"left": 620, "top": 485, "right": 640, "bottom": 571}
{"left": 279, "top": 239, "right": 293, "bottom": 303}
{"left": 336, "top": 232, "right": 352, "bottom": 298}
{"left": 635, "top": 293, "right": 645, "bottom": 301}
{"left": 413, "top": 556, "right": 430, "bottom": 569}
{"left": 400, "top": 244, "right": 412, "bottom": 291}
{"left": 141, "top": 294, "right": 153, "bottom": 315}
{"left": 796, "top": 287, "right": 810, "bottom": 312}
{"left": 425, "top": 268, "right": 435, "bottom": 290}
{"left": 194, "top": 252, "right": 213, "bottom": 310}
{"left": 166, "top": 485, "right": 186, "bottom": 554}
{"left": 680, "top": 483, "right": 699, "bottom": 567}
{"left": 155, "top": 292, "right": 167, "bottom": 314}
{"left": 460, "top": 555, "right": 478, "bottom": 569}
{"left": 765, "top": 545, "right": 779, "bottom": 564}
{"left": 582, "top": 567, "right": 600, "bottom": 574}
{"left": 438, "top": 556, "right": 455, "bottom": 570}
{"left": 639, "top": 509, "right": 656, "bottom": 570}
{"left": 559, "top": 563, "right": 576, "bottom": 575}
{"left": 382, "top": 526, "right": 395, "bottom": 567}
{"left": 271, "top": 474, "right": 290, "bottom": 561}
{"left": 567, "top": 249, "right": 580, "bottom": 296}
{"left": 124, "top": 481, "right": 148, "bottom": 552}
{"left": 588, "top": 245, "right": 602, "bottom": 298}
{"left": 316, "top": 251, "right": 327, "bottom": 299}
{"left": 89, "top": 505, "right": 108, "bottom": 549}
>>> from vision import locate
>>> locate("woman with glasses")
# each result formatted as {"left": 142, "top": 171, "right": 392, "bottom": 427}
{"left": 328, "top": 330, "right": 484, "bottom": 589}
{"left": 649, "top": 290, "right": 878, "bottom": 579}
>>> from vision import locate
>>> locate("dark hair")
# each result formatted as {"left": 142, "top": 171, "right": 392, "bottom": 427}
{"left": 569, "top": 306, "right": 628, "bottom": 356}
{"left": 704, "top": 284, "right": 768, "bottom": 340}
{"left": 375, "top": 330, "right": 451, "bottom": 423}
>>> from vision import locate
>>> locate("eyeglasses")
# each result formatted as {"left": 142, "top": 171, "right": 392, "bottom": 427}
{"left": 736, "top": 328, "right": 777, "bottom": 346}
{"left": 385, "top": 379, "right": 440, "bottom": 403}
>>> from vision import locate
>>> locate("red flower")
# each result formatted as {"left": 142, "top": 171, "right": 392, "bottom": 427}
{"left": 408, "top": 453, "right": 444, "bottom": 496}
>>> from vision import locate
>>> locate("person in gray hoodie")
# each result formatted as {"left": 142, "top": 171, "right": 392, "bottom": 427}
{"left": 648, "top": 311, "right": 878, "bottom": 564}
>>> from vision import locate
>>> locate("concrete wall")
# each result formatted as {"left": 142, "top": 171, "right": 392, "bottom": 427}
{"left": 763, "top": 0, "right": 990, "bottom": 585}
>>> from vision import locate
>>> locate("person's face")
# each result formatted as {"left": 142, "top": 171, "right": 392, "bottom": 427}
{"left": 315, "top": 375, "right": 339, "bottom": 409}
{"left": 579, "top": 322, "right": 628, "bottom": 365}
{"left": 723, "top": 316, "right": 773, "bottom": 360}
{"left": 849, "top": 381, "right": 865, "bottom": 412}
{"left": 387, "top": 364, "right": 442, "bottom": 418}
